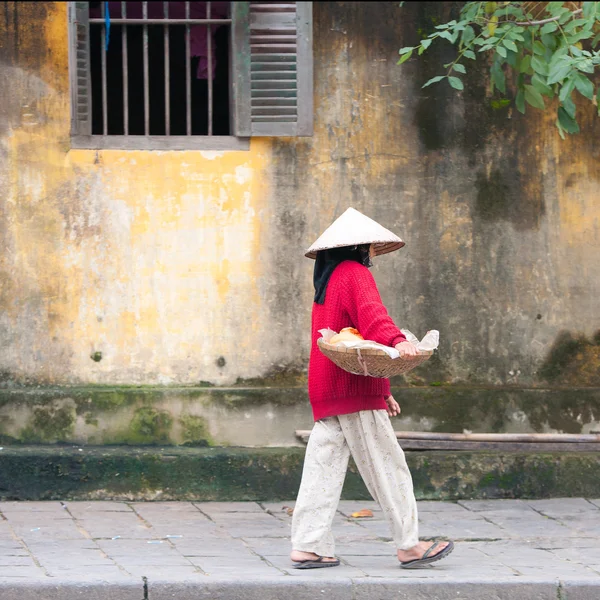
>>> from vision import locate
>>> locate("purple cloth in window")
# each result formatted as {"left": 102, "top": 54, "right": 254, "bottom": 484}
{"left": 90, "top": 2, "right": 229, "bottom": 79}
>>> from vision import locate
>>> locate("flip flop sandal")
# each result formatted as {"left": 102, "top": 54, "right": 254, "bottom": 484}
{"left": 400, "top": 540, "right": 454, "bottom": 569}
{"left": 293, "top": 556, "right": 341, "bottom": 569}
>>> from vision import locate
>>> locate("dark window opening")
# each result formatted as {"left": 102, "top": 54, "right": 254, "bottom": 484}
{"left": 88, "top": 2, "right": 230, "bottom": 136}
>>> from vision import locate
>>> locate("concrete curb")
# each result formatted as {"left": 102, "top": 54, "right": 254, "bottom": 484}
{"left": 1, "top": 578, "right": 599, "bottom": 600}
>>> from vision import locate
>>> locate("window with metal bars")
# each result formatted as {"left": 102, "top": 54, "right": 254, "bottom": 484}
{"left": 68, "top": 1, "right": 313, "bottom": 150}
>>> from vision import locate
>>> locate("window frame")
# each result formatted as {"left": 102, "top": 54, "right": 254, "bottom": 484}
{"left": 67, "top": 1, "right": 313, "bottom": 151}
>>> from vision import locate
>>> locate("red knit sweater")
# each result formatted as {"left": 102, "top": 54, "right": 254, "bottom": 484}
{"left": 308, "top": 260, "right": 407, "bottom": 421}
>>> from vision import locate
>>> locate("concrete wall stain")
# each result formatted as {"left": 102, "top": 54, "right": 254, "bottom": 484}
{"left": 0, "top": 1, "right": 598, "bottom": 400}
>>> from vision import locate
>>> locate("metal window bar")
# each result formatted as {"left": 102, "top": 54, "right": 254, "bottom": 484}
{"left": 143, "top": 1, "right": 149, "bottom": 135}
{"left": 164, "top": 1, "right": 170, "bottom": 135}
{"left": 89, "top": 2, "right": 232, "bottom": 137}
{"left": 122, "top": 1, "right": 128, "bottom": 134}
{"left": 207, "top": 2, "right": 212, "bottom": 136}
{"left": 100, "top": 2, "right": 108, "bottom": 135}
{"left": 185, "top": 1, "right": 191, "bottom": 135}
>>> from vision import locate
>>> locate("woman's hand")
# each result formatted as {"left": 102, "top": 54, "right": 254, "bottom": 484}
{"left": 385, "top": 394, "right": 401, "bottom": 417}
{"left": 395, "top": 341, "right": 418, "bottom": 356}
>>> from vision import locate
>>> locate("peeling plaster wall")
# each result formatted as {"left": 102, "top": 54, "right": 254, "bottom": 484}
{"left": 0, "top": 1, "right": 599, "bottom": 389}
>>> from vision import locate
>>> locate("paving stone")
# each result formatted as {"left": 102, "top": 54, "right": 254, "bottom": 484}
{"left": 0, "top": 502, "right": 65, "bottom": 513}
{"left": 416, "top": 501, "right": 471, "bottom": 514}
{"left": 126, "top": 565, "right": 203, "bottom": 579}
{"left": 0, "top": 499, "right": 599, "bottom": 598}
{"left": 43, "top": 565, "right": 131, "bottom": 580}
{"left": 0, "top": 566, "right": 47, "bottom": 578}
{"left": 9, "top": 523, "right": 87, "bottom": 541}
{"left": 242, "top": 537, "right": 291, "bottom": 556}
{"left": 336, "top": 539, "right": 396, "bottom": 556}
{"left": 418, "top": 515, "right": 506, "bottom": 541}
{"left": 174, "top": 539, "right": 255, "bottom": 557}
{"left": 131, "top": 502, "right": 197, "bottom": 513}
{"left": 526, "top": 498, "right": 599, "bottom": 515}
{"left": 0, "top": 556, "right": 37, "bottom": 567}
{"left": 458, "top": 499, "right": 535, "bottom": 513}
{"left": 64, "top": 502, "right": 134, "bottom": 514}
{"left": 194, "top": 502, "right": 264, "bottom": 514}
{"left": 481, "top": 512, "right": 581, "bottom": 538}
{"left": 113, "top": 554, "right": 191, "bottom": 567}
{"left": 549, "top": 546, "right": 600, "bottom": 565}
{"left": 95, "top": 538, "right": 185, "bottom": 555}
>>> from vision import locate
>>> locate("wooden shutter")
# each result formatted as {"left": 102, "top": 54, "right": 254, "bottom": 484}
{"left": 233, "top": 1, "right": 313, "bottom": 137}
{"left": 67, "top": 2, "right": 92, "bottom": 136}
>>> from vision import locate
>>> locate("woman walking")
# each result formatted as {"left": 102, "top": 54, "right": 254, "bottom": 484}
{"left": 290, "top": 208, "right": 454, "bottom": 570}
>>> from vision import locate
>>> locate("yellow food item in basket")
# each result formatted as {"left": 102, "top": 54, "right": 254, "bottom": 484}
{"left": 329, "top": 327, "right": 364, "bottom": 345}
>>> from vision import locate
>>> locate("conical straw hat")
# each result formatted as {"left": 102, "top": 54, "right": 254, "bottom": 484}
{"left": 305, "top": 207, "right": 405, "bottom": 259}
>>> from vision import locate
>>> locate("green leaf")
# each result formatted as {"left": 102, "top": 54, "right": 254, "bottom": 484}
{"left": 420, "top": 38, "right": 432, "bottom": 50}
{"left": 564, "top": 19, "right": 588, "bottom": 34}
{"left": 491, "top": 62, "right": 506, "bottom": 93}
{"left": 567, "top": 30, "right": 594, "bottom": 43}
{"left": 453, "top": 63, "right": 466, "bottom": 74}
{"left": 464, "top": 49, "right": 476, "bottom": 60}
{"left": 516, "top": 89, "right": 525, "bottom": 114}
{"left": 533, "top": 41, "right": 546, "bottom": 56}
{"left": 448, "top": 76, "right": 464, "bottom": 90}
{"left": 583, "top": 1, "right": 597, "bottom": 19}
{"left": 570, "top": 45, "right": 583, "bottom": 57}
{"left": 422, "top": 75, "right": 445, "bottom": 88}
{"left": 519, "top": 54, "right": 532, "bottom": 74}
{"left": 559, "top": 77, "right": 576, "bottom": 102}
{"left": 496, "top": 45, "right": 507, "bottom": 58}
{"left": 438, "top": 30, "right": 455, "bottom": 42}
{"left": 541, "top": 22, "right": 558, "bottom": 35}
{"left": 531, "top": 55, "right": 550, "bottom": 76}
{"left": 548, "top": 46, "right": 569, "bottom": 70}
{"left": 503, "top": 39, "right": 518, "bottom": 52}
{"left": 399, "top": 47, "right": 414, "bottom": 55}
{"left": 547, "top": 2, "right": 566, "bottom": 14}
{"left": 576, "top": 59, "right": 595, "bottom": 74}
{"left": 548, "top": 61, "right": 572, "bottom": 84}
{"left": 541, "top": 33, "right": 558, "bottom": 51}
{"left": 461, "top": 25, "right": 476, "bottom": 46}
{"left": 562, "top": 94, "right": 576, "bottom": 118}
{"left": 398, "top": 49, "right": 413, "bottom": 65}
{"left": 558, "top": 106, "right": 580, "bottom": 133}
{"left": 531, "top": 74, "right": 554, "bottom": 97}
{"left": 525, "top": 84, "right": 546, "bottom": 109}
{"left": 574, "top": 73, "right": 594, "bottom": 99}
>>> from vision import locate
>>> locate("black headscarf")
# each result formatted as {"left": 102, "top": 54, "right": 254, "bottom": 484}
{"left": 313, "top": 244, "right": 373, "bottom": 304}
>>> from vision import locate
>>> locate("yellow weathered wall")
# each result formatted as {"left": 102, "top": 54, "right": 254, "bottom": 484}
{"left": 0, "top": 1, "right": 599, "bottom": 390}
{"left": 0, "top": 2, "right": 279, "bottom": 385}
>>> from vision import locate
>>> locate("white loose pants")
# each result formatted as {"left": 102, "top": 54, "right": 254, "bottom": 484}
{"left": 291, "top": 410, "right": 419, "bottom": 557}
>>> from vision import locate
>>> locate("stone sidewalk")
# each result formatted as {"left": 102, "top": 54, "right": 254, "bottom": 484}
{"left": 0, "top": 498, "right": 599, "bottom": 599}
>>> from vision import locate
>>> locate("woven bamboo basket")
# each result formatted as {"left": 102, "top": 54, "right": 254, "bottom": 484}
{"left": 317, "top": 338, "right": 433, "bottom": 378}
